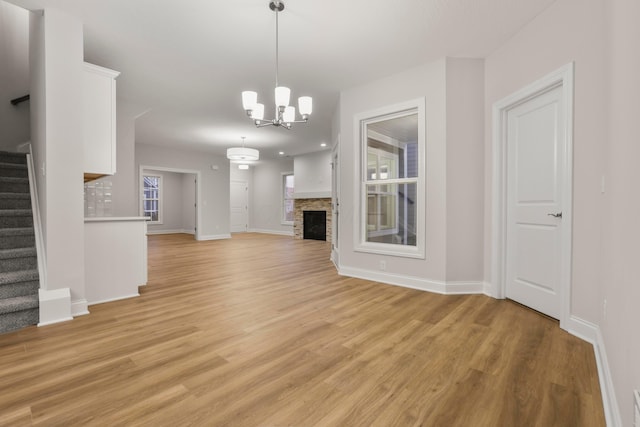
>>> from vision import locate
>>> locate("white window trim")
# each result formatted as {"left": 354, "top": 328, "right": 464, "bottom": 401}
{"left": 353, "top": 97, "right": 426, "bottom": 259}
{"left": 141, "top": 173, "right": 163, "bottom": 224}
{"left": 281, "top": 171, "right": 294, "bottom": 226}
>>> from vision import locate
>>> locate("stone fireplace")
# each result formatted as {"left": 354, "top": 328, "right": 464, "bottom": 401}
{"left": 294, "top": 198, "right": 332, "bottom": 244}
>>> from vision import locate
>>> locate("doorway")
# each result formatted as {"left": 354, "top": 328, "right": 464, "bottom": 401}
{"left": 139, "top": 165, "right": 201, "bottom": 240}
{"left": 491, "top": 63, "right": 574, "bottom": 325}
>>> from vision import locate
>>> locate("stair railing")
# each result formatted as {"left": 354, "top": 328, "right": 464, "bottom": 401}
{"left": 23, "top": 143, "right": 47, "bottom": 290}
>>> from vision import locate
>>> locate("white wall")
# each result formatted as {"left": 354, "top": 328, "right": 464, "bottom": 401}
{"left": 250, "top": 157, "right": 294, "bottom": 235}
{"left": 181, "top": 173, "right": 195, "bottom": 233}
{"left": 338, "top": 60, "right": 450, "bottom": 285}
{"left": 0, "top": 0, "right": 29, "bottom": 151}
{"left": 136, "top": 143, "right": 230, "bottom": 240}
{"left": 29, "top": 8, "right": 86, "bottom": 314}
{"left": 445, "top": 58, "right": 485, "bottom": 282}
{"left": 601, "top": 0, "right": 640, "bottom": 424}
{"left": 108, "top": 101, "right": 139, "bottom": 216}
{"left": 293, "top": 150, "right": 332, "bottom": 198}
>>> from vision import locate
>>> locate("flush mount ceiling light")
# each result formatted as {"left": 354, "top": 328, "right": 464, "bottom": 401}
{"left": 227, "top": 137, "right": 259, "bottom": 161}
{"left": 241, "top": 0, "right": 312, "bottom": 130}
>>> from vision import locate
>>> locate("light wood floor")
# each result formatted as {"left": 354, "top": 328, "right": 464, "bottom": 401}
{"left": 0, "top": 233, "right": 605, "bottom": 426}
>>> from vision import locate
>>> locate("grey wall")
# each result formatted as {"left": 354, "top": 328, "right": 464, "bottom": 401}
{"left": 0, "top": 1, "right": 29, "bottom": 151}
{"left": 136, "top": 143, "right": 230, "bottom": 240}
{"left": 250, "top": 157, "right": 294, "bottom": 235}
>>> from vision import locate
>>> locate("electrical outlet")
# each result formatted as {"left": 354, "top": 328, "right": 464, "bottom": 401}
{"left": 379, "top": 260, "right": 386, "bottom": 271}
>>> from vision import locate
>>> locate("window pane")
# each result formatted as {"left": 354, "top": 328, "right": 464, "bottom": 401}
{"left": 367, "top": 112, "right": 418, "bottom": 179}
{"left": 283, "top": 173, "right": 294, "bottom": 223}
{"left": 143, "top": 175, "right": 161, "bottom": 223}
{"left": 284, "top": 199, "right": 294, "bottom": 222}
{"left": 366, "top": 182, "right": 417, "bottom": 246}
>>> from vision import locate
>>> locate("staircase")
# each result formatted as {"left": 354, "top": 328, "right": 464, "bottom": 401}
{"left": 0, "top": 151, "right": 39, "bottom": 334}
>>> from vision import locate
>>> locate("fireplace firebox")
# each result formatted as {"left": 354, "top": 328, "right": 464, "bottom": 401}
{"left": 303, "top": 211, "right": 327, "bottom": 241}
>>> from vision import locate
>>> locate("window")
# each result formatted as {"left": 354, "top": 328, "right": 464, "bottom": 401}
{"left": 282, "top": 172, "right": 295, "bottom": 224}
{"left": 356, "top": 98, "right": 425, "bottom": 258}
{"left": 142, "top": 174, "right": 162, "bottom": 223}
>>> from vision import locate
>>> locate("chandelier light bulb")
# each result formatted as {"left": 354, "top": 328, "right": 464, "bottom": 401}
{"left": 251, "top": 103, "right": 265, "bottom": 120}
{"left": 275, "top": 86, "right": 291, "bottom": 108}
{"left": 283, "top": 106, "right": 295, "bottom": 123}
{"left": 242, "top": 91, "right": 257, "bottom": 111}
{"left": 298, "top": 96, "right": 312, "bottom": 117}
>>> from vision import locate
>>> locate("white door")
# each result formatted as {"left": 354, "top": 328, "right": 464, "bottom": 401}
{"left": 505, "top": 85, "right": 565, "bottom": 319}
{"left": 230, "top": 180, "right": 248, "bottom": 233}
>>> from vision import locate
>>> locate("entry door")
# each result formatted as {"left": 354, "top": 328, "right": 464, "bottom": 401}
{"left": 505, "top": 85, "right": 565, "bottom": 319}
{"left": 230, "top": 180, "right": 248, "bottom": 233}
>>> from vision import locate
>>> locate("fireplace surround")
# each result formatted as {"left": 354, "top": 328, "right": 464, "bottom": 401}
{"left": 293, "top": 198, "right": 331, "bottom": 243}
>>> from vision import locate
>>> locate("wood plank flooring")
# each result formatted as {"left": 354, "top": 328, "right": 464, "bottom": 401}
{"left": 0, "top": 233, "right": 605, "bottom": 426}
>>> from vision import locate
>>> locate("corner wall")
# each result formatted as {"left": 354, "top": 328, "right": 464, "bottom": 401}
{"left": 250, "top": 157, "right": 294, "bottom": 235}
{"left": 29, "top": 8, "right": 86, "bottom": 316}
{"left": 337, "top": 60, "right": 447, "bottom": 287}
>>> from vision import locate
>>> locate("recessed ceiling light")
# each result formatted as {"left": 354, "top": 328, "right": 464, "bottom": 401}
{"left": 320, "top": 143, "right": 327, "bottom": 147}
{"left": 279, "top": 151, "right": 285, "bottom": 155}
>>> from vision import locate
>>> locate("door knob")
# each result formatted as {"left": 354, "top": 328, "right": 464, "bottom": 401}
{"left": 547, "top": 212, "right": 562, "bottom": 218}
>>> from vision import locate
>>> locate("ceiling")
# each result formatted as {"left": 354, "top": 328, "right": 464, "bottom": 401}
{"left": 7, "top": 0, "right": 556, "bottom": 161}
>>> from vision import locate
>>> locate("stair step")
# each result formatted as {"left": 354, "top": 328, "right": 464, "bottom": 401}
{"left": 0, "top": 248, "right": 37, "bottom": 273}
{"left": 0, "top": 152, "right": 27, "bottom": 165}
{"left": 0, "top": 193, "right": 31, "bottom": 210}
{"left": 0, "top": 162, "right": 28, "bottom": 179}
{"left": 0, "top": 228, "right": 35, "bottom": 250}
{"left": 0, "top": 307, "right": 38, "bottom": 335}
{"left": 0, "top": 294, "right": 39, "bottom": 315}
{"left": 0, "top": 177, "right": 29, "bottom": 194}
{"left": 0, "top": 269, "right": 39, "bottom": 286}
{"left": 0, "top": 278, "right": 39, "bottom": 299}
{"left": 0, "top": 209, "right": 33, "bottom": 229}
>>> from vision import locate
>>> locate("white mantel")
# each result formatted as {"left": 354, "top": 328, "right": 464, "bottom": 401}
{"left": 293, "top": 191, "right": 331, "bottom": 199}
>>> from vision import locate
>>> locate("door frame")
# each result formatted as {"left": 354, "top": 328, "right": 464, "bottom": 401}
{"left": 491, "top": 63, "right": 574, "bottom": 329}
{"left": 331, "top": 136, "right": 340, "bottom": 266}
{"left": 139, "top": 165, "right": 201, "bottom": 240}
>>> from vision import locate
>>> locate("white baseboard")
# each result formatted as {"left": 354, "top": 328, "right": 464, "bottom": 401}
{"left": 88, "top": 293, "right": 140, "bottom": 306}
{"left": 197, "top": 233, "right": 231, "bottom": 241}
{"left": 71, "top": 299, "right": 89, "bottom": 317}
{"left": 38, "top": 288, "right": 73, "bottom": 326}
{"left": 566, "top": 316, "right": 622, "bottom": 427}
{"left": 247, "top": 228, "right": 294, "bottom": 237}
{"left": 146, "top": 229, "right": 188, "bottom": 235}
{"left": 337, "top": 266, "right": 483, "bottom": 295}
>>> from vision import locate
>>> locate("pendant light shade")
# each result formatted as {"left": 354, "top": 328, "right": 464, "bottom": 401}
{"left": 226, "top": 147, "right": 259, "bottom": 161}
{"left": 227, "top": 137, "right": 259, "bottom": 161}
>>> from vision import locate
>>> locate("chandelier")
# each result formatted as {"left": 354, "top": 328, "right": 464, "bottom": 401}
{"left": 227, "top": 137, "right": 259, "bottom": 161}
{"left": 241, "top": 0, "right": 312, "bottom": 130}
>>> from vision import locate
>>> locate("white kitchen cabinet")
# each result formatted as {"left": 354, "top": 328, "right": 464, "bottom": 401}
{"left": 83, "top": 62, "right": 120, "bottom": 182}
